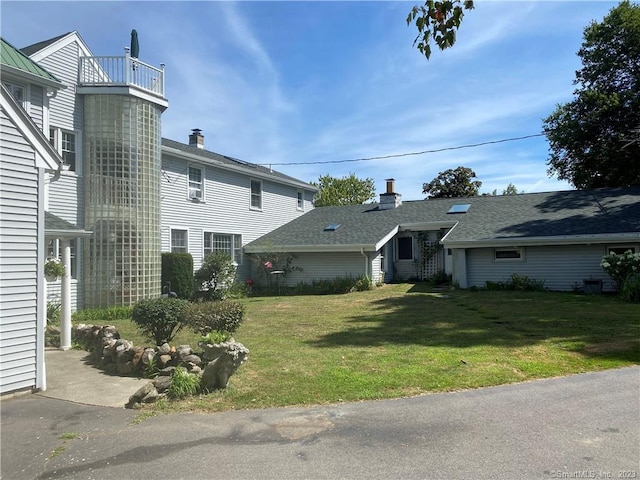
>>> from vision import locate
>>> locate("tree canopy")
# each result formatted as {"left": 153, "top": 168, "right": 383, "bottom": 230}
{"left": 407, "top": 0, "right": 474, "bottom": 60}
{"left": 543, "top": 1, "right": 640, "bottom": 189}
{"left": 311, "top": 173, "right": 376, "bottom": 207}
{"left": 423, "top": 166, "right": 481, "bottom": 198}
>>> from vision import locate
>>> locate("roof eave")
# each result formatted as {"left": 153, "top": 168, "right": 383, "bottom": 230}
{"left": 1, "top": 64, "right": 64, "bottom": 89}
{"left": 442, "top": 232, "right": 640, "bottom": 249}
{"left": 244, "top": 243, "right": 379, "bottom": 254}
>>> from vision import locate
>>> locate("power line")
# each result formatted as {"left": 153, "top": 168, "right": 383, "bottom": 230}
{"left": 260, "top": 133, "right": 546, "bottom": 167}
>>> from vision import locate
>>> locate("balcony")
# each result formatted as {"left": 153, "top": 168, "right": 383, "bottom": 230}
{"left": 78, "top": 54, "right": 165, "bottom": 99}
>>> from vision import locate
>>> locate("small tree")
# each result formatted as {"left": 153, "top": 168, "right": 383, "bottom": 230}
{"left": 131, "top": 298, "right": 188, "bottom": 346}
{"left": 195, "top": 252, "right": 236, "bottom": 301}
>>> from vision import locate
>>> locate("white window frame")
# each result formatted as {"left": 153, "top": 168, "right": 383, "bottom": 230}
{"left": 297, "top": 190, "right": 304, "bottom": 211}
{"left": 3, "top": 81, "right": 25, "bottom": 106}
{"left": 170, "top": 228, "right": 188, "bottom": 253}
{"left": 250, "top": 179, "right": 262, "bottom": 210}
{"left": 494, "top": 247, "right": 525, "bottom": 262}
{"left": 203, "top": 232, "right": 242, "bottom": 265}
{"left": 188, "top": 165, "right": 204, "bottom": 201}
{"left": 607, "top": 245, "right": 638, "bottom": 255}
{"left": 49, "top": 127, "right": 79, "bottom": 173}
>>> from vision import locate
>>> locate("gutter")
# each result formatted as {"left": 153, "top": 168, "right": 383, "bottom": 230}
{"left": 442, "top": 232, "right": 640, "bottom": 249}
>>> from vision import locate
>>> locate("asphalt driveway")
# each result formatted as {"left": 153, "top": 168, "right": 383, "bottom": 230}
{"left": 1, "top": 366, "right": 638, "bottom": 480}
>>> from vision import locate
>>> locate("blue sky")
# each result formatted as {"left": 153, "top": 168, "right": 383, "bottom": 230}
{"left": 2, "top": 1, "right": 618, "bottom": 200}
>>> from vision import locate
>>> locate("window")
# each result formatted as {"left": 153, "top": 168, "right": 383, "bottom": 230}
{"left": 49, "top": 128, "right": 77, "bottom": 172}
{"left": 47, "top": 239, "right": 77, "bottom": 279}
{"left": 4, "top": 82, "right": 24, "bottom": 104}
{"left": 447, "top": 204, "right": 471, "bottom": 214}
{"left": 297, "top": 190, "right": 304, "bottom": 211}
{"left": 250, "top": 179, "right": 262, "bottom": 210}
{"left": 397, "top": 236, "right": 413, "bottom": 260}
{"left": 188, "top": 166, "right": 203, "bottom": 200}
{"left": 608, "top": 245, "right": 637, "bottom": 255}
{"left": 171, "top": 229, "right": 188, "bottom": 253}
{"left": 494, "top": 248, "right": 524, "bottom": 261}
{"left": 204, "top": 232, "right": 242, "bottom": 264}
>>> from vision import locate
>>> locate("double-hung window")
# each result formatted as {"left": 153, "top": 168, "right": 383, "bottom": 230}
{"left": 250, "top": 179, "right": 262, "bottom": 210}
{"left": 49, "top": 127, "right": 77, "bottom": 171}
{"left": 297, "top": 190, "right": 304, "bottom": 211}
{"left": 397, "top": 236, "right": 413, "bottom": 260}
{"left": 204, "top": 232, "right": 242, "bottom": 264}
{"left": 188, "top": 166, "right": 203, "bottom": 200}
{"left": 171, "top": 229, "right": 188, "bottom": 253}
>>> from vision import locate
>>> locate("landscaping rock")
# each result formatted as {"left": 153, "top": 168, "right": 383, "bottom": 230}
{"left": 201, "top": 341, "right": 249, "bottom": 390}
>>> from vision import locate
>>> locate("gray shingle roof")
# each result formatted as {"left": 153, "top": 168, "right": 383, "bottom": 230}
{"left": 45, "top": 212, "right": 92, "bottom": 237}
{"left": 20, "top": 32, "right": 72, "bottom": 57}
{"left": 245, "top": 187, "right": 640, "bottom": 252}
{"left": 161, "top": 138, "right": 318, "bottom": 191}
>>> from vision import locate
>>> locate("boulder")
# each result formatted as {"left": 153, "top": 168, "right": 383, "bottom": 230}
{"left": 201, "top": 341, "right": 249, "bottom": 390}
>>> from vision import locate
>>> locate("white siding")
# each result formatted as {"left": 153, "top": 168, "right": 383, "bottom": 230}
{"left": 161, "top": 155, "right": 314, "bottom": 275}
{"left": 250, "top": 252, "right": 368, "bottom": 287}
{"left": 36, "top": 42, "right": 81, "bottom": 131}
{"left": 28, "top": 85, "right": 44, "bottom": 129}
{"left": 466, "top": 244, "right": 619, "bottom": 292}
{"left": 0, "top": 107, "right": 40, "bottom": 394}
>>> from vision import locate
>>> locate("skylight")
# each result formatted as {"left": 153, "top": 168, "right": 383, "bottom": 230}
{"left": 324, "top": 223, "right": 341, "bottom": 231}
{"left": 447, "top": 204, "right": 471, "bottom": 214}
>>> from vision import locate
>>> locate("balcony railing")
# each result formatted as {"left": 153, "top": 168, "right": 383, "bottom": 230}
{"left": 78, "top": 55, "right": 165, "bottom": 97}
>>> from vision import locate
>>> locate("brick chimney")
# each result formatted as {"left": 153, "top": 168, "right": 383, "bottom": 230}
{"left": 189, "top": 129, "right": 204, "bottom": 149}
{"left": 379, "top": 178, "right": 402, "bottom": 210}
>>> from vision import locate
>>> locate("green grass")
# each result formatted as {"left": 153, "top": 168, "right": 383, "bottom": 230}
{"left": 86, "top": 284, "right": 639, "bottom": 413}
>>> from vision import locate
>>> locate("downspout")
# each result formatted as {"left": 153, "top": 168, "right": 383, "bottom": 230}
{"left": 360, "top": 248, "right": 369, "bottom": 280}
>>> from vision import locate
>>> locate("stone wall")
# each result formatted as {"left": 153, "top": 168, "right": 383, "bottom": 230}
{"left": 72, "top": 325, "right": 249, "bottom": 408}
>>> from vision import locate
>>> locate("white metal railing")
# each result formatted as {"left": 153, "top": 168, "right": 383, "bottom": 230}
{"left": 78, "top": 54, "right": 165, "bottom": 97}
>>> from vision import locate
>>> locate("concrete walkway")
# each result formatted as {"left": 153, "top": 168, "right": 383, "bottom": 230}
{"left": 38, "top": 348, "right": 147, "bottom": 408}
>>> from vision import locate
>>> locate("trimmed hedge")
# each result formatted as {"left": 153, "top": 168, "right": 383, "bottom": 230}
{"left": 182, "top": 300, "right": 245, "bottom": 336}
{"left": 162, "top": 252, "right": 194, "bottom": 299}
{"left": 131, "top": 297, "right": 188, "bottom": 346}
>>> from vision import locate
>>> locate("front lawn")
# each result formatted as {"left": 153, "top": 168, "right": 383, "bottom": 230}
{"left": 93, "top": 284, "right": 639, "bottom": 412}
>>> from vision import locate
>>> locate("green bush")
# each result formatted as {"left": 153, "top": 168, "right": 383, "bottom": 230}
{"left": 620, "top": 274, "right": 640, "bottom": 303}
{"left": 161, "top": 253, "right": 194, "bottom": 299}
{"left": 293, "top": 275, "right": 373, "bottom": 295}
{"left": 168, "top": 367, "right": 201, "bottom": 399}
{"left": 194, "top": 252, "right": 236, "bottom": 301}
{"left": 182, "top": 300, "right": 245, "bottom": 336}
{"left": 72, "top": 305, "right": 133, "bottom": 323}
{"left": 131, "top": 298, "right": 188, "bottom": 345}
{"left": 485, "top": 274, "right": 546, "bottom": 291}
{"left": 601, "top": 250, "right": 640, "bottom": 290}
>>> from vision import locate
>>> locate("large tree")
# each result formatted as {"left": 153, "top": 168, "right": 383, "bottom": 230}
{"left": 543, "top": 1, "right": 640, "bottom": 189}
{"left": 407, "top": 0, "right": 474, "bottom": 60}
{"left": 423, "top": 166, "right": 481, "bottom": 198}
{"left": 311, "top": 173, "right": 376, "bottom": 207}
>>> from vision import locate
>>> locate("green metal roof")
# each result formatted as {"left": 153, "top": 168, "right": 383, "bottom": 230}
{"left": 1, "top": 38, "right": 60, "bottom": 83}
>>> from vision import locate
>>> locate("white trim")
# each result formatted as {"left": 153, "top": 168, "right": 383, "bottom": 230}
{"left": 1, "top": 85, "right": 62, "bottom": 170}
{"left": 28, "top": 31, "right": 94, "bottom": 62}
{"left": 493, "top": 247, "right": 525, "bottom": 262}
{"left": 374, "top": 226, "right": 400, "bottom": 251}
{"left": 169, "top": 227, "right": 189, "bottom": 253}
{"left": 187, "top": 164, "right": 204, "bottom": 202}
{"left": 296, "top": 190, "right": 305, "bottom": 211}
{"left": 76, "top": 85, "right": 168, "bottom": 109}
{"left": 0, "top": 64, "right": 64, "bottom": 90}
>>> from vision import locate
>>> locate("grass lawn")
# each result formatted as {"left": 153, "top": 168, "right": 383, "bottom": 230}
{"left": 94, "top": 284, "right": 639, "bottom": 413}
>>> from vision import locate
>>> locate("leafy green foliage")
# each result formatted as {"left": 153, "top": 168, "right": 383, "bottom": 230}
{"left": 200, "top": 331, "right": 233, "bottom": 345}
{"left": 47, "top": 301, "right": 61, "bottom": 325}
{"left": 620, "top": 274, "right": 640, "bottom": 303}
{"left": 407, "top": 0, "right": 474, "bottom": 60}
{"left": 601, "top": 250, "right": 640, "bottom": 289}
{"left": 311, "top": 173, "right": 376, "bottom": 207}
{"left": 44, "top": 259, "right": 65, "bottom": 278}
{"left": 543, "top": 1, "right": 640, "bottom": 189}
{"left": 168, "top": 367, "right": 201, "bottom": 399}
{"left": 485, "top": 274, "right": 546, "bottom": 292}
{"left": 194, "top": 252, "right": 236, "bottom": 301}
{"left": 131, "top": 298, "right": 188, "bottom": 345}
{"left": 294, "top": 276, "right": 373, "bottom": 295}
{"left": 161, "top": 253, "right": 194, "bottom": 299}
{"left": 502, "top": 183, "right": 521, "bottom": 195}
{"left": 182, "top": 300, "right": 245, "bottom": 336}
{"left": 423, "top": 166, "right": 482, "bottom": 198}
{"left": 73, "top": 306, "right": 133, "bottom": 322}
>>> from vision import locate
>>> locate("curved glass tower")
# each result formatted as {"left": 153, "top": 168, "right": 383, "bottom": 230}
{"left": 78, "top": 55, "right": 167, "bottom": 308}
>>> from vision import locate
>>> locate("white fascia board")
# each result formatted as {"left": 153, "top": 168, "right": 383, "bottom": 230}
{"left": 374, "top": 226, "right": 400, "bottom": 251}
{"left": 1, "top": 65, "right": 65, "bottom": 90}
{"left": 398, "top": 221, "right": 457, "bottom": 232}
{"left": 442, "top": 232, "right": 640, "bottom": 249}
{"left": 1, "top": 85, "right": 62, "bottom": 171}
{"left": 244, "top": 244, "right": 379, "bottom": 254}
{"left": 76, "top": 86, "right": 169, "bottom": 110}
{"left": 29, "top": 31, "right": 93, "bottom": 62}
{"left": 162, "top": 146, "right": 318, "bottom": 192}
{"left": 45, "top": 229, "right": 93, "bottom": 238}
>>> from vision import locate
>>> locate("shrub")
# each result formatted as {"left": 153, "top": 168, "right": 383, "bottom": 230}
{"left": 168, "top": 367, "right": 201, "bottom": 399}
{"left": 73, "top": 306, "right": 132, "bottom": 323}
{"left": 485, "top": 274, "right": 545, "bottom": 291}
{"left": 131, "top": 298, "right": 188, "bottom": 345}
{"left": 182, "top": 300, "right": 245, "bottom": 336}
{"left": 293, "top": 275, "right": 373, "bottom": 295}
{"left": 200, "top": 331, "right": 233, "bottom": 344}
{"left": 47, "top": 301, "right": 61, "bottom": 325}
{"left": 194, "top": 252, "right": 236, "bottom": 301}
{"left": 161, "top": 253, "right": 194, "bottom": 299}
{"left": 601, "top": 250, "right": 640, "bottom": 290}
{"left": 620, "top": 274, "right": 640, "bottom": 303}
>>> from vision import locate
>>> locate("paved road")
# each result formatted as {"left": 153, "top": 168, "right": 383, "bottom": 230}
{"left": 2, "top": 367, "right": 638, "bottom": 480}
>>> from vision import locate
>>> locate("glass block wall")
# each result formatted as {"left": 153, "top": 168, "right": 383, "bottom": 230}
{"left": 82, "top": 94, "right": 162, "bottom": 308}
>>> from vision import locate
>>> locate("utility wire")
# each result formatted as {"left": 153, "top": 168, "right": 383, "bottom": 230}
{"left": 260, "top": 133, "right": 546, "bottom": 167}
